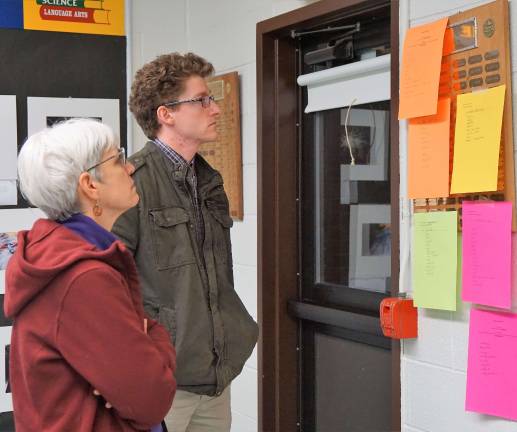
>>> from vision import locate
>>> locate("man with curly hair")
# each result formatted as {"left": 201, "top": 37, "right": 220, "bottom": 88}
{"left": 112, "top": 52, "right": 258, "bottom": 432}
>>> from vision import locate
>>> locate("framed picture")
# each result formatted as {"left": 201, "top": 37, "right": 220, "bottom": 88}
{"left": 0, "top": 233, "right": 16, "bottom": 272}
{"left": 0, "top": 182, "right": 17, "bottom": 207}
{"left": 340, "top": 108, "right": 389, "bottom": 181}
{"left": 27, "top": 97, "right": 120, "bottom": 138}
{"left": 348, "top": 204, "right": 391, "bottom": 293}
{"left": 0, "top": 96, "right": 18, "bottom": 207}
{"left": 340, "top": 181, "right": 358, "bottom": 205}
{"left": 0, "top": 326, "right": 12, "bottom": 413}
{"left": 0, "top": 96, "right": 17, "bottom": 181}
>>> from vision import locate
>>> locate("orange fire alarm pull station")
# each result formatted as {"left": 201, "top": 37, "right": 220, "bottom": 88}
{"left": 380, "top": 294, "right": 418, "bottom": 339}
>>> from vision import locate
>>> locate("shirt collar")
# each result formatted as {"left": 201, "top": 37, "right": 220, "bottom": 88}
{"left": 153, "top": 138, "right": 195, "bottom": 169}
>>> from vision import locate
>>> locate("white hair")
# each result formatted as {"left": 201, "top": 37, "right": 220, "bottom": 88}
{"left": 18, "top": 118, "right": 119, "bottom": 221}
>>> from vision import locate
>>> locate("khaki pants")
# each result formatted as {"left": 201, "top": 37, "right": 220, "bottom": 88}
{"left": 164, "top": 386, "right": 231, "bottom": 432}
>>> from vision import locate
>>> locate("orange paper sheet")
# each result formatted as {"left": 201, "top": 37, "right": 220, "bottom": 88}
{"left": 408, "top": 97, "right": 451, "bottom": 199}
{"left": 399, "top": 17, "right": 448, "bottom": 119}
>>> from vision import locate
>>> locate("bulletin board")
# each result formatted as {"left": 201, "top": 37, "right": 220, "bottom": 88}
{"left": 405, "top": 1, "right": 517, "bottom": 422}
{"left": 411, "top": 0, "right": 516, "bottom": 230}
{"left": 202, "top": 72, "right": 243, "bottom": 220}
{"left": 0, "top": 28, "right": 127, "bottom": 210}
{"left": 0, "top": 27, "right": 126, "bottom": 430}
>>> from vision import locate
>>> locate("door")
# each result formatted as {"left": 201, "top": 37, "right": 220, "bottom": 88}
{"left": 294, "top": 99, "right": 392, "bottom": 430}
{"left": 257, "top": 1, "right": 400, "bottom": 431}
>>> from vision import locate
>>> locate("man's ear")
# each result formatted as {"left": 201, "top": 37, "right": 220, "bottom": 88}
{"left": 156, "top": 105, "right": 175, "bottom": 126}
{"left": 77, "top": 172, "right": 100, "bottom": 201}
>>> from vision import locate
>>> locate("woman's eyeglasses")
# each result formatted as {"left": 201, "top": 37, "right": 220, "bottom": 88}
{"left": 86, "top": 147, "right": 126, "bottom": 172}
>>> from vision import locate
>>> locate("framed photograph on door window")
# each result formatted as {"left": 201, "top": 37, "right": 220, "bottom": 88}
{"left": 340, "top": 108, "right": 389, "bottom": 181}
{"left": 348, "top": 204, "right": 391, "bottom": 293}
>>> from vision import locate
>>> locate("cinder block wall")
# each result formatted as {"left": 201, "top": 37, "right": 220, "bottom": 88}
{"left": 400, "top": 1, "right": 517, "bottom": 431}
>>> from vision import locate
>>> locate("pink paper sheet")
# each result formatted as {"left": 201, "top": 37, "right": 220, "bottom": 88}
{"left": 466, "top": 308, "right": 517, "bottom": 420}
{"left": 461, "top": 201, "right": 512, "bottom": 309}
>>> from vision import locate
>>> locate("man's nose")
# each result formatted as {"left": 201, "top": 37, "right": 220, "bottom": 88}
{"left": 211, "top": 101, "right": 221, "bottom": 115}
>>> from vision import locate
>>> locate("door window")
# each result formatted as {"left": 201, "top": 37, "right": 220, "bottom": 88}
{"left": 310, "top": 101, "right": 391, "bottom": 294}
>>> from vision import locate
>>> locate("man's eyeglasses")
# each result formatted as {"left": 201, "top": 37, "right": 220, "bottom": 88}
{"left": 162, "top": 95, "right": 215, "bottom": 109}
{"left": 86, "top": 147, "right": 126, "bottom": 172}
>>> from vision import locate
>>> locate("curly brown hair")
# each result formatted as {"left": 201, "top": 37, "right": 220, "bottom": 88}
{"left": 129, "top": 52, "right": 214, "bottom": 139}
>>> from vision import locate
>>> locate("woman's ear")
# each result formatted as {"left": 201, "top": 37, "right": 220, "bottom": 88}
{"left": 77, "top": 172, "right": 99, "bottom": 202}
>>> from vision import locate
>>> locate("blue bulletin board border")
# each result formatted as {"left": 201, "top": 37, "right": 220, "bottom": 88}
{"left": 0, "top": 0, "right": 23, "bottom": 29}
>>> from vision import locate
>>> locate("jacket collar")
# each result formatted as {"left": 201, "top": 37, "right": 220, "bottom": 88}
{"left": 144, "top": 141, "right": 224, "bottom": 195}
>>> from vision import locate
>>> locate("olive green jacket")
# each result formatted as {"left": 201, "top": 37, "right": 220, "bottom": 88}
{"left": 112, "top": 141, "right": 258, "bottom": 396}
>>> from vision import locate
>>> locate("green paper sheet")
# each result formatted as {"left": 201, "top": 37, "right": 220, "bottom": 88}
{"left": 412, "top": 211, "right": 457, "bottom": 310}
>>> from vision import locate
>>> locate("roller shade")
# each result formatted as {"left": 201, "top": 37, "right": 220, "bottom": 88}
{"left": 297, "top": 54, "right": 391, "bottom": 113}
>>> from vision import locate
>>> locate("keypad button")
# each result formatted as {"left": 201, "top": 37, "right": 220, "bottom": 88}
{"left": 485, "top": 62, "right": 500, "bottom": 72}
{"left": 468, "top": 66, "right": 482, "bottom": 76}
{"left": 484, "top": 50, "right": 499, "bottom": 60}
{"left": 485, "top": 74, "right": 501, "bottom": 84}
{"left": 469, "top": 78, "right": 483, "bottom": 87}
{"left": 468, "top": 54, "right": 483, "bottom": 64}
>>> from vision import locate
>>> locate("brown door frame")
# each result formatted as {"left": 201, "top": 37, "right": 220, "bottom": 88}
{"left": 257, "top": 1, "right": 400, "bottom": 431}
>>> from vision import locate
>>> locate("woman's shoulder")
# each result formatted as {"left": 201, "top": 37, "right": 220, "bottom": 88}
{"left": 57, "top": 259, "right": 130, "bottom": 315}
{"left": 65, "top": 258, "right": 123, "bottom": 286}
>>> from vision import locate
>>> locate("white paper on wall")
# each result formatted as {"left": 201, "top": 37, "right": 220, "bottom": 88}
{"left": 0, "top": 326, "right": 12, "bottom": 413}
{"left": 27, "top": 97, "right": 120, "bottom": 139}
{"left": 0, "top": 96, "right": 18, "bottom": 181}
{"left": 0, "top": 181, "right": 17, "bottom": 206}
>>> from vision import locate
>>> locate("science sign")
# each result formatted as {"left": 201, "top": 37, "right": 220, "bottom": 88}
{"left": 23, "top": 0, "right": 124, "bottom": 35}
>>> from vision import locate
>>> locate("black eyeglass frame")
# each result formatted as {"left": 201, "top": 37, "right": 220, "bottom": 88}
{"left": 86, "top": 147, "right": 126, "bottom": 172}
{"left": 162, "top": 95, "right": 215, "bottom": 109}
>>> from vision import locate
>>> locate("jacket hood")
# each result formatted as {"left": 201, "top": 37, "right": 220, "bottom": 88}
{"left": 4, "top": 219, "right": 127, "bottom": 318}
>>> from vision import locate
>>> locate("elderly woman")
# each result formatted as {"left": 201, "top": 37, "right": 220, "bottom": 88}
{"left": 4, "top": 119, "right": 176, "bottom": 432}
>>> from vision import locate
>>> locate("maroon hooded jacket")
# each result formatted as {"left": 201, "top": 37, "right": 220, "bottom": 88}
{"left": 4, "top": 219, "right": 176, "bottom": 431}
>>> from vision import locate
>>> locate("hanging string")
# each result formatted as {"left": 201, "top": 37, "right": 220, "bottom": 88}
{"left": 344, "top": 98, "right": 357, "bottom": 165}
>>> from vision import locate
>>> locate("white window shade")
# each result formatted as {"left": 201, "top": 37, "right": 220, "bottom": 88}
{"left": 297, "top": 54, "right": 391, "bottom": 113}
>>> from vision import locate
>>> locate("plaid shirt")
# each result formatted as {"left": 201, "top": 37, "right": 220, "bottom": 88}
{"left": 153, "top": 139, "right": 205, "bottom": 249}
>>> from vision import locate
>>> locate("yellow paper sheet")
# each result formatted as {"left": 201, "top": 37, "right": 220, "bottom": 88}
{"left": 408, "top": 97, "right": 451, "bottom": 198}
{"left": 399, "top": 17, "right": 448, "bottom": 119}
{"left": 450, "top": 85, "right": 506, "bottom": 194}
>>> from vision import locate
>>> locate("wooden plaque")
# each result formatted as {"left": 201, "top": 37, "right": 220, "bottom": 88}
{"left": 412, "top": 0, "right": 516, "bottom": 230}
{"left": 201, "top": 72, "right": 243, "bottom": 220}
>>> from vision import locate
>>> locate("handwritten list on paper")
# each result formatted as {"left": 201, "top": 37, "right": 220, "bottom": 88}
{"left": 450, "top": 85, "right": 506, "bottom": 194}
{"left": 466, "top": 308, "right": 517, "bottom": 421}
{"left": 398, "top": 17, "right": 448, "bottom": 119}
{"left": 462, "top": 201, "right": 512, "bottom": 309}
{"left": 412, "top": 211, "right": 457, "bottom": 311}
{"left": 408, "top": 97, "right": 451, "bottom": 198}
